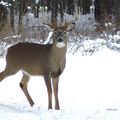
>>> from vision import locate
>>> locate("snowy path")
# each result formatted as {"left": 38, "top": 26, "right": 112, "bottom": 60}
{"left": 0, "top": 47, "right": 120, "bottom": 120}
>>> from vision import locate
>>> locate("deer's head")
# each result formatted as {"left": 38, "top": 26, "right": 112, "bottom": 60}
{"left": 43, "top": 22, "right": 75, "bottom": 48}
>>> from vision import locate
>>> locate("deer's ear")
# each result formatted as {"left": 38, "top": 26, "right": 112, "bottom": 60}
{"left": 64, "top": 23, "right": 76, "bottom": 32}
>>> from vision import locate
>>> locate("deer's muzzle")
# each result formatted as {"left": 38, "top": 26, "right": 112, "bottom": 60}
{"left": 58, "top": 37, "right": 63, "bottom": 42}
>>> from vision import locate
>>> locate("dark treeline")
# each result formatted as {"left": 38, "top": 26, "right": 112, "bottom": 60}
{"left": 0, "top": 0, "right": 120, "bottom": 33}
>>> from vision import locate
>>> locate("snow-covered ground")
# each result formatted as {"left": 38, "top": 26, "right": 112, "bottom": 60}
{"left": 0, "top": 46, "right": 120, "bottom": 120}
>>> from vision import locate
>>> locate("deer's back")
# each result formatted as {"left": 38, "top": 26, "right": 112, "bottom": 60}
{"left": 6, "top": 42, "right": 53, "bottom": 75}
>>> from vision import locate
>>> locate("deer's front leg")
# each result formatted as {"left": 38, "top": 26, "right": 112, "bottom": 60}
{"left": 44, "top": 75, "right": 52, "bottom": 110}
{"left": 52, "top": 76, "right": 60, "bottom": 110}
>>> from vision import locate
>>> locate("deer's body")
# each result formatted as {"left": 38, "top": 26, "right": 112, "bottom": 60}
{"left": 6, "top": 42, "right": 66, "bottom": 76}
{"left": 0, "top": 23, "right": 75, "bottom": 110}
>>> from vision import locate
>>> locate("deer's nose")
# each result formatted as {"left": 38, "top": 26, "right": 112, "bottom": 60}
{"left": 58, "top": 37, "right": 63, "bottom": 42}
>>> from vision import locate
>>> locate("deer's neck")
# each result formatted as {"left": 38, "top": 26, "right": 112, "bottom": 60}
{"left": 51, "top": 43, "right": 67, "bottom": 64}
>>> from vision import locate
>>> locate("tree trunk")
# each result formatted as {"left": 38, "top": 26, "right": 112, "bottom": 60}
{"left": 10, "top": 0, "right": 15, "bottom": 33}
{"left": 66, "top": 0, "right": 74, "bottom": 15}
{"left": 18, "top": 0, "right": 28, "bottom": 34}
{"left": 51, "top": 0, "right": 58, "bottom": 23}
{"left": 113, "top": 0, "right": 120, "bottom": 29}
{"left": 94, "top": 0, "right": 112, "bottom": 22}
{"left": 82, "top": 0, "right": 91, "bottom": 14}
{"left": 18, "top": 1, "right": 23, "bottom": 34}
{"left": 0, "top": 4, "right": 8, "bottom": 31}
{"left": 58, "top": 0, "right": 65, "bottom": 22}
{"left": 34, "top": 4, "right": 39, "bottom": 18}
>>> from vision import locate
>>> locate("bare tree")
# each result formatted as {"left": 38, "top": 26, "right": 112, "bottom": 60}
{"left": 82, "top": 0, "right": 91, "bottom": 14}
{"left": 10, "top": 0, "right": 15, "bottom": 32}
{"left": 113, "top": 0, "right": 120, "bottom": 29}
{"left": 94, "top": 0, "right": 112, "bottom": 22}
{"left": 0, "top": 4, "right": 8, "bottom": 31}
{"left": 17, "top": 0, "right": 29, "bottom": 34}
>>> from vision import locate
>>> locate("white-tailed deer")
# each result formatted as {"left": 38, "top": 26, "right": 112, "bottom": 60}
{"left": 0, "top": 22, "right": 75, "bottom": 110}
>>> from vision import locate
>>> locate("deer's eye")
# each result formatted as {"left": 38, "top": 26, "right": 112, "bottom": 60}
{"left": 54, "top": 32, "right": 58, "bottom": 35}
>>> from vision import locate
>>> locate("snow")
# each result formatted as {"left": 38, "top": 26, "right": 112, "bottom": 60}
{"left": 0, "top": 0, "right": 6, "bottom": 6}
{"left": 35, "top": 0, "right": 39, "bottom": 4}
{"left": 0, "top": 46, "right": 120, "bottom": 119}
{"left": 45, "top": 31, "right": 53, "bottom": 44}
{"left": 0, "top": 0, "right": 9, "bottom": 7}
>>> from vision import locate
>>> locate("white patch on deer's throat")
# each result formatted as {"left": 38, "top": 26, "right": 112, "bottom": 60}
{"left": 56, "top": 42, "right": 65, "bottom": 48}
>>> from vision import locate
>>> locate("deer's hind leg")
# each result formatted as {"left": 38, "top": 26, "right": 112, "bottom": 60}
{"left": 0, "top": 65, "right": 19, "bottom": 82}
{"left": 19, "top": 72, "right": 34, "bottom": 107}
{"left": 0, "top": 71, "right": 9, "bottom": 82}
